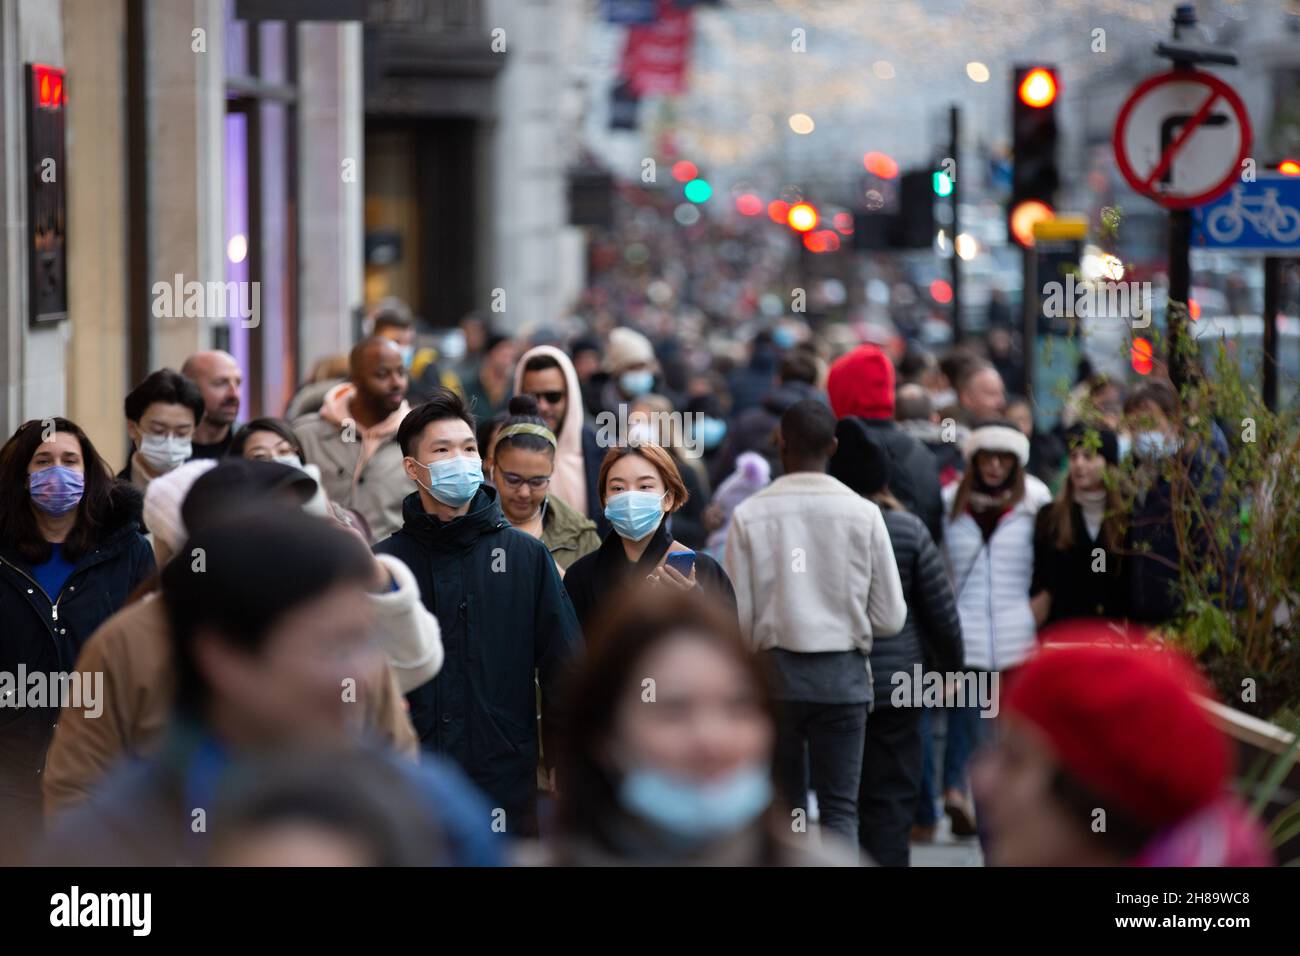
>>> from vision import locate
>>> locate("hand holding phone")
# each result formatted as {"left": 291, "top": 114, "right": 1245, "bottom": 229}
{"left": 659, "top": 549, "right": 698, "bottom": 591}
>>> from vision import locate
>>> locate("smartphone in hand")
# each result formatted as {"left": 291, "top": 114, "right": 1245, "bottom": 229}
{"left": 664, "top": 549, "right": 696, "bottom": 577}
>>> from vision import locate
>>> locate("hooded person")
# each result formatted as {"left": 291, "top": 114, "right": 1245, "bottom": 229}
{"left": 976, "top": 628, "right": 1272, "bottom": 867}
{"left": 827, "top": 344, "right": 944, "bottom": 544}
{"left": 511, "top": 344, "right": 609, "bottom": 534}
{"left": 293, "top": 337, "right": 412, "bottom": 542}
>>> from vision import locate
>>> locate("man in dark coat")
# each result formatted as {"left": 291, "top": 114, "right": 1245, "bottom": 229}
{"left": 827, "top": 344, "right": 944, "bottom": 544}
{"left": 375, "top": 388, "right": 582, "bottom": 837}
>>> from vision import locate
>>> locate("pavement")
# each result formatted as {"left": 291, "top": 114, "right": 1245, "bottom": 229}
{"left": 910, "top": 815, "right": 984, "bottom": 867}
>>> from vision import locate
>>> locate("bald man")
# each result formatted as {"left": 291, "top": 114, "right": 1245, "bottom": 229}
{"left": 292, "top": 337, "right": 412, "bottom": 541}
{"left": 181, "top": 350, "right": 243, "bottom": 459}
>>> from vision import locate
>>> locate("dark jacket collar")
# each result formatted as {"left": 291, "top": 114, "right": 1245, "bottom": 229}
{"left": 592, "top": 518, "right": 672, "bottom": 594}
{"left": 396, "top": 485, "right": 511, "bottom": 551}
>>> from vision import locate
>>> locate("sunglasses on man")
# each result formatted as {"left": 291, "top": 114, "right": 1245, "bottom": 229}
{"left": 527, "top": 390, "right": 565, "bottom": 406}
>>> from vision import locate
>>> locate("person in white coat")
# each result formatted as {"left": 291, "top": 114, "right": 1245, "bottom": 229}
{"left": 725, "top": 400, "right": 906, "bottom": 846}
{"left": 931, "top": 421, "right": 1051, "bottom": 837}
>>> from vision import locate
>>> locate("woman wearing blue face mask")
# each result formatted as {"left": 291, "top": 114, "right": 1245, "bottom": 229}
{"left": 1121, "top": 381, "right": 1233, "bottom": 626}
{"left": 563, "top": 443, "right": 737, "bottom": 638}
{"left": 0, "top": 417, "right": 154, "bottom": 863}
{"left": 531, "top": 586, "right": 855, "bottom": 866}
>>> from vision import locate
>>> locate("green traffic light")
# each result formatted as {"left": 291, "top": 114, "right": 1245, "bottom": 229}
{"left": 933, "top": 171, "right": 953, "bottom": 197}
{"left": 684, "top": 178, "right": 713, "bottom": 203}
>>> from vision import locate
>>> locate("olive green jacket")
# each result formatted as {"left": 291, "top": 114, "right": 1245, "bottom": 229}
{"left": 541, "top": 493, "right": 601, "bottom": 572}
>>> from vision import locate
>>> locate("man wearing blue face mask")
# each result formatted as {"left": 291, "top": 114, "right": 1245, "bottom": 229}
{"left": 375, "top": 386, "right": 582, "bottom": 837}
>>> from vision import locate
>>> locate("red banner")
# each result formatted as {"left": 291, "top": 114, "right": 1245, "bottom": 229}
{"left": 620, "top": 0, "right": 693, "bottom": 96}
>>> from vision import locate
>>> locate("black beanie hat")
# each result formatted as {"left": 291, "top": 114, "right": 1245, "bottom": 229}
{"left": 1064, "top": 422, "right": 1120, "bottom": 466}
{"left": 828, "top": 417, "right": 894, "bottom": 497}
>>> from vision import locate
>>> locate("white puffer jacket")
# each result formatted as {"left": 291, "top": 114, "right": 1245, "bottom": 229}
{"left": 941, "top": 476, "right": 1051, "bottom": 671}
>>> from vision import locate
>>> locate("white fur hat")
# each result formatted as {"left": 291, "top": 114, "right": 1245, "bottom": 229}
{"left": 143, "top": 458, "right": 218, "bottom": 566}
{"left": 963, "top": 422, "right": 1030, "bottom": 467}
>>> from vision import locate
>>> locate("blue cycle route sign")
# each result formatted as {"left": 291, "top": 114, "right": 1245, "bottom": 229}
{"left": 1192, "top": 173, "right": 1300, "bottom": 255}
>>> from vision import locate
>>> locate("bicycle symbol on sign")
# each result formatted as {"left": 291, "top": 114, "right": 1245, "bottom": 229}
{"left": 1205, "top": 186, "right": 1300, "bottom": 243}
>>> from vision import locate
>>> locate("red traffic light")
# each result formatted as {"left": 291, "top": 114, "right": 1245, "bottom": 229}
{"left": 735, "top": 193, "right": 763, "bottom": 216}
{"left": 671, "top": 161, "right": 698, "bottom": 183}
{"left": 1131, "top": 338, "right": 1154, "bottom": 376}
{"left": 1278, "top": 159, "right": 1300, "bottom": 176}
{"left": 767, "top": 199, "right": 790, "bottom": 223}
{"left": 1018, "top": 68, "right": 1057, "bottom": 108}
{"left": 863, "top": 152, "right": 899, "bottom": 179}
{"left": 802, "top": 230, "right": 840, "bottom": 253}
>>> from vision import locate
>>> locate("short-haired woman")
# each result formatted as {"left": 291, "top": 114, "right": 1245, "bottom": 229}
{"left": 563, "top": 442, "right": 736, "bottom": 636}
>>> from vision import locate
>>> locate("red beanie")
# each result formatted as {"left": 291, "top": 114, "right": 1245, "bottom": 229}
{"left": 827, "top": 344, "right": 895, "bottom": 420}
{"left": 1004, "top": 638, "right": 1231, "bottom": 830}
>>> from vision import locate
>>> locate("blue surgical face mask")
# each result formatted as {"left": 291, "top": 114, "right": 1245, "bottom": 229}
{"left": 619, "top": 765, "right": 773, "bottom": 842}
{"left": 619, "top": 369, "right": 654, "bottom": 398}
{"left": 772, "top": 326, "right": 797, "bottom": 350}
{"left": 698, "top": 416, "right": 727, "bottom": 451}
{"left": 1134, "top": 430, "right": 1179, "bottom": 460}
{"left": 1117, "top": 432, "right": 1132, "bottom": 461}
{"left": 604, "top": 489, "right": 666, "bottom": 541}
{"left": 413, "top": 454, "right": 483, "bottom": 507}
{"left": 398, "top": 344, "right": 416, "bottom": 369}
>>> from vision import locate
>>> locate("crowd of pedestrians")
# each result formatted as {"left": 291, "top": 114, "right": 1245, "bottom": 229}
{"left": 0, "top": 297, "right": 1272, "bottom": 867}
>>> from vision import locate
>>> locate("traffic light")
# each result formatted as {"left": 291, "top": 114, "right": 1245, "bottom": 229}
{"left": 1010, "top": 65, "right": 1059, "bottom": 247}
{"left": 787, "top": 203, "right": 819, "bottom": 232}
{"left": 892, "top": 169, "right": 935, "bottom": 248}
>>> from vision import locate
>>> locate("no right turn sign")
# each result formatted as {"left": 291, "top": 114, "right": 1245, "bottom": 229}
{"left": 1113, "top": 70, "right": 1253, "bottom": 209}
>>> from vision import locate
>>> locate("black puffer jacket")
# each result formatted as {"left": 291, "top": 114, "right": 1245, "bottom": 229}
{"left": 374, "top": 486, "right": 582, "bottom": 836}
{"left": 0, "top": 482, "right": 154, "bottom": 854}
{"left": 871, "top": 509, "right": 963, "bottom": 707}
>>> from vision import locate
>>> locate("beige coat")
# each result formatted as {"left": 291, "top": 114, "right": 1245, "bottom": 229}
{"left": 293, "top": 382, "right": 412, "bottom": 542}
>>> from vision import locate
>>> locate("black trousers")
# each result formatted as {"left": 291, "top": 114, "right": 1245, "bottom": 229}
{"left": 773, "top": 700, "right": 868, "bottom": 845}
{"left": 858, "top": 703, "right": 924, "bottom": 866}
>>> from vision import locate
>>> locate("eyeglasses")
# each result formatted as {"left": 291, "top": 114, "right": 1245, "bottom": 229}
{"left": 498, "top": 471, "right": 551, "bottom": 491}
{"left": 528, "top": 391, "right": 565, "bottom": 406}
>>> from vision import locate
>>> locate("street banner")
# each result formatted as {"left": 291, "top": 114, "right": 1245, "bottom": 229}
{"left": 620, "top": 0, "right": 693, "bottom": 96}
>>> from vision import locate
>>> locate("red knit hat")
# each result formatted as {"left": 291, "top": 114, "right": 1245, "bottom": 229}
{"left": 1004, "top": 638, "right": 1231, "bottom": 831}
{"left": 827, "top": 344, "right": 895, "bottom": 420}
